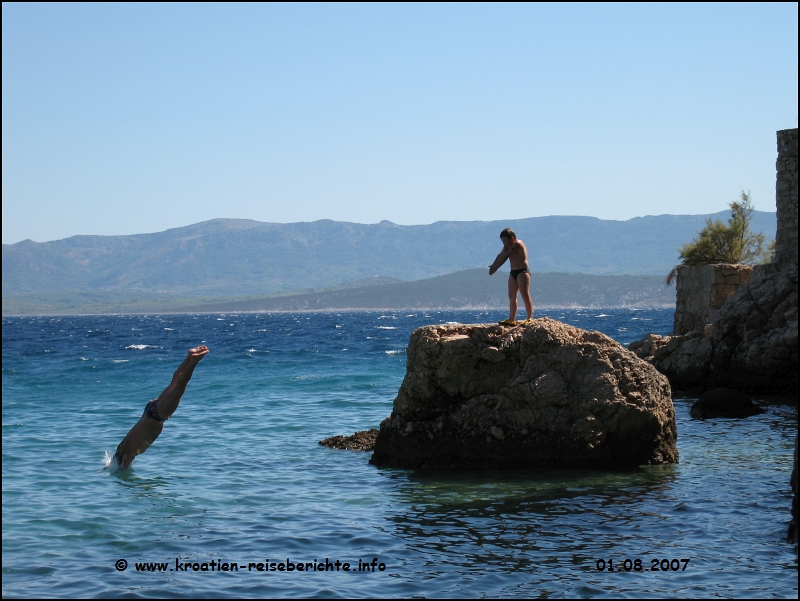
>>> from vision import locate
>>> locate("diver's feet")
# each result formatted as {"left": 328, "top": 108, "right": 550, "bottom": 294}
{"left": 187, "top": 346, "right": 209, "bottom": 362}
{"left": 498, "top": 319, "right": 517, "bottom": 326}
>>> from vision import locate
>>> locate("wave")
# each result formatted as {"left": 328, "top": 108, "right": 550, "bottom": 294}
{"left": 125, "top": 344, "right": 157, "bottom": 350}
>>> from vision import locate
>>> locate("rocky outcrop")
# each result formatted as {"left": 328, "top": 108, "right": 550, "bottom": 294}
{"left": 370, "top": 319, "right": 678, "bottom": 469}
{"left": 320, "top": 429, "right": 378, "bottom": 451}
{"left": 632, "top": 265, "right": 797, "bottom": 394}
{"left": 628, "top": 331, "right": 712, "bottom": 389}
{"left": 631, "top": 129, "right": 798, "bottom": 394}
{"left": 689, "top": 388, "right": 764, "bottom": 419}
{"left": 707, "top": 263, "right": 798, "bottom": 393}
{"left": 633, "top": 265, "right": 797, "bottom": 393}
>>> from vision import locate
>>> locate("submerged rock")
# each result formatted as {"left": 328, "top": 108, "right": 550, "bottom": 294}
{"left": 320, "top": 429, "right": 379, "bottom": 451}
{"left": 370, "top": 318, "right": 678, "bottom": 469}
{"left": 689, "top": 387, "right": 765, "bottom": 419}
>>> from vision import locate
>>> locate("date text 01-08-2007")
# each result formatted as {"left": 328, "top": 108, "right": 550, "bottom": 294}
{"left": 596, "top": 558, "right": 690, "bottom": 572}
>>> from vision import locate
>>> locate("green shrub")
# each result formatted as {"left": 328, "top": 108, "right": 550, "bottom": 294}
{"left": 666, "top": 192, "right": 771, "bottom": 284}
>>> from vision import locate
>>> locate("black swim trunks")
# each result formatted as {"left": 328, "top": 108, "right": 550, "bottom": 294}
{"left": 144, "top": 399, "right": 164, "bottom": 422}
{"left": 510, "top": 268, "right": 530, "bottom": 280}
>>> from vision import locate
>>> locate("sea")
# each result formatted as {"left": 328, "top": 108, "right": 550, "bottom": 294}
{"left": 2, "top": 308, "right": 797, "bottom": 598}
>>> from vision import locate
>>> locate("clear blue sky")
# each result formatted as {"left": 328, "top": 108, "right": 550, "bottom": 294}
{"left": 2, "top": 3, "right": 797, "bottom": 243}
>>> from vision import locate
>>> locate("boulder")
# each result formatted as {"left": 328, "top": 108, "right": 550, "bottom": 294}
{"left": 370, "top": 318, "right": 678, "bottom": 469}
{"left": 628, "top": 330, "right": 712, "bottom": 389}
{"left": 689, "top": 387, "right": 764, "bottom": 419}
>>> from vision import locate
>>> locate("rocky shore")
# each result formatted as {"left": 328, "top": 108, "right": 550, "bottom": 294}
{"left": 369, "top": 318, "right": 677, "bottom": 469}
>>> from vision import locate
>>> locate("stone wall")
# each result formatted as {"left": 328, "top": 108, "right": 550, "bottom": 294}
{"left": 775, "top": 128, "right": 798, "bottom": 268}
{"left": 673, "top": 264, "right": 753, "bottom": 335}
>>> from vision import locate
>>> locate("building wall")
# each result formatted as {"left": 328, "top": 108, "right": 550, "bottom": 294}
{"left": 775, "top": 128, "right": 798, "bottom": 268}
{"left": 673, "top": 264, "right": 753, "bottom": 335}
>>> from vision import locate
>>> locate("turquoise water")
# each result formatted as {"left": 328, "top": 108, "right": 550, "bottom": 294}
{"left": 2, "top": 309, "right": 797, "bottom": 598}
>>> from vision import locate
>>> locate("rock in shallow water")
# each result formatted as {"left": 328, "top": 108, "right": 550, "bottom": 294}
{"left": 370, "top": 318, "right": 678, "bottom": 469}
{"left": 689, "top": 388, "right": 765, "bottom": 419}
{"left": 320, "top": 429, "right": 379, "bottom": 451}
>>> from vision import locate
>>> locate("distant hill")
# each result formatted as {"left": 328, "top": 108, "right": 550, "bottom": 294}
{"left": 2, "top": 211, "right": 776, "bottom": 298}
{"left": 1, "top": 270, "right": 674, "bottom": 315}
{"left": 183, "top": 269, "right": 676, "bottom": 312}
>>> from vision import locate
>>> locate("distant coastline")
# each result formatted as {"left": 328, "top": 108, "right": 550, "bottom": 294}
{"left": 2, "top": 269, "right": 675, "bottom": 315}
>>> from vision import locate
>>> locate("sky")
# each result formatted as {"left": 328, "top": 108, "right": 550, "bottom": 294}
{"left": 2, "top": 3, "right": 797, "bottom": 244}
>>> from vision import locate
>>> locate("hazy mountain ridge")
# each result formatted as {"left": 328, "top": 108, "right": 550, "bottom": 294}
{"left": 185, "top": 269, "right": 676, "bottom": 312}
{"left": 2, "top": 211, "right": 776, "bottom": 297}
{"left": 1, "top": 270, "right": 675, "bottom": 315}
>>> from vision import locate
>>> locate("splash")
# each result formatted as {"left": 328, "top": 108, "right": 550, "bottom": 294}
{"left": 103, "top": 450, "right": 121, "bottom": 472}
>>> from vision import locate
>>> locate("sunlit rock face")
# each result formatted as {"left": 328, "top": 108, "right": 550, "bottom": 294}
{"left": 370, "top": 319, "right": 678, "bottom": 469}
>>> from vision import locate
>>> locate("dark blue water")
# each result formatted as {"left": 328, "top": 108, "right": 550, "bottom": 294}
{"left": 2, "top": 309, "right": 797, "bottom": 597}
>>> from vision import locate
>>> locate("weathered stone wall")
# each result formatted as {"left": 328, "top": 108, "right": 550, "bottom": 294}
{"left": 775, "top": 128, "right": 798, "bottom": 268}
{"left": 673, "top": 264, "right": 753, "bottom": 335}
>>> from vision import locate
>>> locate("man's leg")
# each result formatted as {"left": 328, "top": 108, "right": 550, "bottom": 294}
{"left": 507, "top": 275, "right": 520, "bottom": 322}
{"left": 517, "top": 272, "right": 533, "bottom": 320}
{"left": 153, "top": 346, "right": 209, "bottom": 420}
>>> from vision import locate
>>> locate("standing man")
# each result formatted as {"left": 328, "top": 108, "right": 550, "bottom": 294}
{"left": 489, "top": 228, "right": 534, "bottom": 326}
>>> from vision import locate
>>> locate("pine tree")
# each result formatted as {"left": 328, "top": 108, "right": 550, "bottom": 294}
{"left": 666, "top": 192, "right": 770, "bottom": 284}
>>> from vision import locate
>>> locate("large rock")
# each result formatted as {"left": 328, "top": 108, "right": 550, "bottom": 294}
{"left": 370, "top": 318, "right": 678, "bottom": 469}
{"left": 709, "top": 263, "right": 798, "bottom": 393}
{"left": 628, "top": 330, "right": 712, "bottom": 389}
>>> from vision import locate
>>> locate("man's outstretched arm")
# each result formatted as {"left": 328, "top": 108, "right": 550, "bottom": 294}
{"left": 489, "top": 248, "right": 511, "bottom": 275}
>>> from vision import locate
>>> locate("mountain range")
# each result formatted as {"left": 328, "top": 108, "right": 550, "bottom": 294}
{"left": 2, "top": 211, "right": 777, "bottom": 300}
